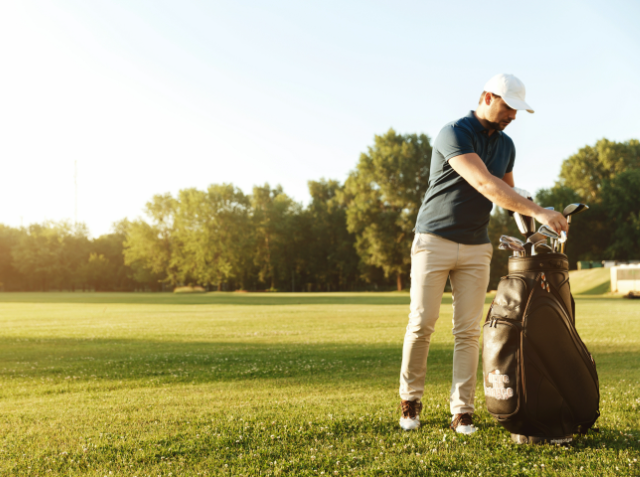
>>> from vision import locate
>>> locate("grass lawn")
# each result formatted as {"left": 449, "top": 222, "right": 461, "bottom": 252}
{"left": 566, "top": 269, "right": 612, "bottom": 295}
{"left": 0, "top": 291, "right": 638, "bottom": 476}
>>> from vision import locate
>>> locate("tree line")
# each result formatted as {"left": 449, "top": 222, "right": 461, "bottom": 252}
{"left": 1, "top": 133, "right": 638, "bottom": 292}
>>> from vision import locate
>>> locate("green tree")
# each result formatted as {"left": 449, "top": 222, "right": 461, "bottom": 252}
{"left": 173, "top": 184, "right": 253, "bottom": 291}
{"left": 535, "top": 184, "right": 582, "bottom": 213}
{"left": 559, "top": 138, "right": 640, "bottom": 202}
{"left": 341, "top": 129, "right": 432, "bottom": 290}
{"left": 123, "top": 194, "right": 177, "bottom": 289}
{"left": 599, "top": 169, "right": 640, "bottom": 260}
{"left": 251, "top": 184, "right": 300, "bottom": 291}
{"left": 78, "top": 253, "right": 112, "bottom": 291}
{"left": 86, "top": 220, "right": 137, "bottom": 291}
{"left": 304, "top": 179, "right": 359, "bottom": 291}
{"left": 11, "top": 221, "right": 90, "bottom": 291}
{"left": 0, "top": 225, "right": 26, "bottom": 291}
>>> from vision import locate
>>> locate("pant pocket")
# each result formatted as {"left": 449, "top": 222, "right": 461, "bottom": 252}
{"left": 412, "top": 233, "right": 433, "bottom": 256}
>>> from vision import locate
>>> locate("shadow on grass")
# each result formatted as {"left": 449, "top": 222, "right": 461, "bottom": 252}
{"left": 1, "top": 338, "right": 637, "bottom": 456}
{"left": 577, "top": 280, "right": 613, "bottom": 295}
{"left": 0, "top": 338, "right": 440, "bottom": 386}
{"left": 1, "top": 337, "right": 637, "bottom": 388}
{"left": 0, "top": 292, "right": 516, "bottom": 307}
{"left": 0, "top": 291, "right": 480, "bottom": 306}
{"left": 0, "top": 292, "right": 418, "bottom": 306}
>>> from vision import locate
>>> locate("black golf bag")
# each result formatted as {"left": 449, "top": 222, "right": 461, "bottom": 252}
{"left": 482, "top": 253, "right": 600, "bottom": 442}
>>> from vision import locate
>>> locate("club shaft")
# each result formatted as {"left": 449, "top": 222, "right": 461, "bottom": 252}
{"left": 560, "top": 216, "right": 572, "bottom": 254}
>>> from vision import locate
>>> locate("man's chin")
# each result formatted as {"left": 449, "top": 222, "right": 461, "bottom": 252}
{"left": 485, "top": 120, "right": 509, "bottom": 131}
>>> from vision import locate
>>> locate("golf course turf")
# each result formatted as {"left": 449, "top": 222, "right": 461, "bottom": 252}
{"left": 0, "top": 291, "right": 638, "bottom": 476}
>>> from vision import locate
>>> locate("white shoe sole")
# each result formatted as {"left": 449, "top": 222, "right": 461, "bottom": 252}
{"left": 454, "top": 424, "right": 477, "bottom": 435}
{"left": 399, "top": 417, "right": 420, "bottom": 431}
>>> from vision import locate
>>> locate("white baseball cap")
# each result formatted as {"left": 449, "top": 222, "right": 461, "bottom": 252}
{"left": 484, "top": 74, "right": 534, "bottom": 113}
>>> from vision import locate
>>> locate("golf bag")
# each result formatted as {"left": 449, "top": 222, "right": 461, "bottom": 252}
{"left": 482, "top": 253, "right": 600, "bottom": 441}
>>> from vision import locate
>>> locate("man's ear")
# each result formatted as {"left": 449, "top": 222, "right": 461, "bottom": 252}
{"left": 484, "top": 92, "right": 493, "bottom": 106}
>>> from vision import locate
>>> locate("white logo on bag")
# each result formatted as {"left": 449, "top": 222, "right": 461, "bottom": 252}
{"left": 484, "top": 370, "right": 514, "bottom": 400}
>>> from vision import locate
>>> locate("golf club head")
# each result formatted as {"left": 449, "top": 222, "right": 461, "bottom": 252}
{"left": 498, "top": 242, "right": 525, "bottom": 253}
{"left": 513, "top": 212, "right": 528, "bottom": 236}
{"left": 538, "top": 225, "right": 561, "bottom": 241}
{"left": 530, "top": 238, "right": 546, "bottom": 256}
{"left": 560, "top": 203, "right": 588, "bottom": 253}
{"left": 534, "top": 243, "right": 553, "bottom": 254}
{"left": 500, "top": 235, "right": 525, "bottom": 247}
{"left": 513, "top": 212, "right": 535, "bottom": 238}
{"left": 527, "top": 232, "right": 546, "bottom": 244}
{"left": 526, "top": 215, "right": 536, "bottom": 236}
{"left": 559, "top": 231, "right": 567, "bottom": 243}
{"left": 562, "top": 203, "right": 589, "bottom": 218}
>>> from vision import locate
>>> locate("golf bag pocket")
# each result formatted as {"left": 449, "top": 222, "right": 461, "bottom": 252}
{"left": 490, "top": 276, "right": 529, "bottom": 321}
{"left": 483, "top": 320, "right": 520, "bottom": 418}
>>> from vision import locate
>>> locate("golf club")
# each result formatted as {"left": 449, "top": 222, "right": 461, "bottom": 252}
{"left": 538, "top": 225, "right": 559, "bottom": 239}
{"left": 537, "top": 225, "right": 566, "bottom": 242}
{"left": 527, "top": 232, "right": 546, "bottom": 244}
{"left": 540, "top": 206, "right": 555, "bottom": 250}
{"left": 528, "top": 237, "right": 546, "bottom": 256}
{"left": 534, "top": 243, "right": 553, "bottom": 254}
{"left": 537, "top": 226, "right": 567, "bottom": 253}
{"left": 499, "top": 241, "right": 525, "bottom": 257}
{"left": 560, "top": 203, "right": 589, "bottom": 253}
{"left": 513, "top": 212, "right": 536, "bottom": 239}
{"left": 500, "top": 235, "right": 525, "bottom": 247}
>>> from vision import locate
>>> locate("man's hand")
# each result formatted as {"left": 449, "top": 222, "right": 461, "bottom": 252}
{"left": 532, "top": 208, "right": 568, "bottom": 235}
{"left": 449, "top": 153, "right": 568, "bottom": 234}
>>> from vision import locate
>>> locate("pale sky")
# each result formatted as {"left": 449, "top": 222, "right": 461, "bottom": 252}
{"left": 1, "top": 0, "right": 639, "bottom": 237}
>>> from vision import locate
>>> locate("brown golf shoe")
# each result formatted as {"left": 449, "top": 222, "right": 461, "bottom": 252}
{"left": 399, "top": 400, "right": 422, "bottom": 431}
{"left": 450, "top": 413, "right": 477, "bottom": 435}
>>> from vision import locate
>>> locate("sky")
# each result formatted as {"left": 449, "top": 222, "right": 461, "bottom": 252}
{"left": 0, "top": 0, "right": 639, "bottom": 237}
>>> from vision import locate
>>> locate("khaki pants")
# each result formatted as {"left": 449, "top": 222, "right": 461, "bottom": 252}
{"left": 399, "top": 233, "right": 492, "bottom": 415}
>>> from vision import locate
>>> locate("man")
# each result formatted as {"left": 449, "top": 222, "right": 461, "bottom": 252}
{"left": 398, "top": 73, "right": 568, "bottom": 434}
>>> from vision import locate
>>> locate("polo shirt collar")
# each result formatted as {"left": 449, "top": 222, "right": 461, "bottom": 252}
{"left": 467, "top": 110, "right": 502, "bottom": 137}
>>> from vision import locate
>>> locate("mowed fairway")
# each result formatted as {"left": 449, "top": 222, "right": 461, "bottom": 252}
{"left": 0, "top": 292, "right": 638, "bottom": 476}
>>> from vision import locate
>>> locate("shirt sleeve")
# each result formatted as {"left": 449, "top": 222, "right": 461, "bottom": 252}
{"left": 435, "top": 124, "right": 476, "bottom": 162}
{"left": 506, "top": 143, "right": 516, "bottom": 174}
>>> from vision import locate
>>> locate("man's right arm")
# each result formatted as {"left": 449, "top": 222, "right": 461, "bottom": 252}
{"left": 449, "top": 153, "right": 568, "bottom": 233}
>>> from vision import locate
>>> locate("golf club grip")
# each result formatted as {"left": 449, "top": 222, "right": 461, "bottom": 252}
{"left": 561, "top": 216, "right": 571, "bottom": 255}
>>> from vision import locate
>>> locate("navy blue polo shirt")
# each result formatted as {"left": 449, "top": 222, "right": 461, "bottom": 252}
{"left": 415, "top": 111, "right": 515, "bottom": 245}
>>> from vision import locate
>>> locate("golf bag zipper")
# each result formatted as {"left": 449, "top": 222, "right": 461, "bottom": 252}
{"left": 488, "top": 317, "right": 523, "bottom": 329}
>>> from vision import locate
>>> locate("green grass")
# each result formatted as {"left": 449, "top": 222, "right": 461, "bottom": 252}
{"left": 0, "top": 292, "right": 638, "bottom": 476}
{"left": 569, "top": 269, "right": 612, "bottom": 295}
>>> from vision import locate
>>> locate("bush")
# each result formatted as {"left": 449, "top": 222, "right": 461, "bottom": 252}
{"left": 173, "top": 286, "right": 206, "bottom": 294}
